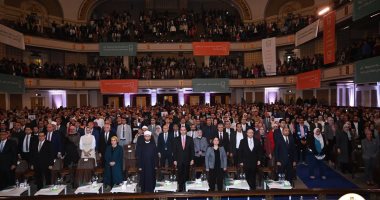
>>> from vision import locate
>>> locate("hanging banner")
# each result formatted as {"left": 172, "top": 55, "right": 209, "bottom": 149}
{"left": 353, "top": 0, "right": 380, "bottom": 21}
{"left": 192, "top": 79, "right": 229, "bottom": 92}
{"left": 192, "top": 42, "right": 230, "bottom": 56}
{"left": 323, "top": 11, "right": 336, "bottom": 65}
{"left": 100, "top": 80, "right": 138, "bottom": 93}
{"left": 354, "top": 56, "right": 380, "bottom": 84}
{"left": 262, "top": 37, "right": 277, "bottom": 76}
{"left": 99, "top": 42, "right": 137, "bottom": 56}
{"left": 0, "top": 24, "right": 25, "bottom": 50}
{"left": 0, "top": 73, "right": 25, "bottom": 93}
{"left": 295, "top": 19, "right": 320, "bottom": 46}
{"left": 296, "top": 69, "right": 321, "bottom": 90}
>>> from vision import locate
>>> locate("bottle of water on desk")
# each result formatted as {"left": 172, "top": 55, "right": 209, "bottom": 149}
{"left": 15, "top": 179, "right": 19, "bottom": 188}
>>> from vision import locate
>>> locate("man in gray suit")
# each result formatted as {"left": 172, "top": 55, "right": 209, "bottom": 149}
{"left": 148, "top": 118, "right": 157, "bottom": 133}
{"left": 117, "top": 118, "right": 132, "bottom": 146}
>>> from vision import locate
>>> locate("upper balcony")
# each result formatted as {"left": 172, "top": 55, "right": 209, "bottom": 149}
{"left": 0, "top": 3, "right": 353, "bottom": 52}
{"left": 23, "top": 64, "right": 354, "bottom": 90}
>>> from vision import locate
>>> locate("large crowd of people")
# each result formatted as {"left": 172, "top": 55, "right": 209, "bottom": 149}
{"left": 0, "top": 102, "right": 379, "bottom": 192}
{"left": 0, "top": 54, "right": 327, "bottom": 80}
{"left": 1, "top": 10, "right": 316, "bottom": 43}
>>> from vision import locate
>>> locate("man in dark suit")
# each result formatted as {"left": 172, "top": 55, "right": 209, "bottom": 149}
{"left": 201, "top": 118, "right": 217, "bottom": 143}
{"left": 173, "top": 127, "right": 194, "bottom": 192}
{"left": 30, "top": 132, "right": 54, "bottom": 190}
{"left": 75, "top": 121, "right": 85, "bottom": 136}
{"left": 55, "top": 118, "right": 67, "bottom": 138}
{"left": 171, "top": 124, "right": 180, "bottom": 138}
{"left": 351, "top": 116, "right": 364, "bottom": 139}
{"left": 98, "top": 123, "right": 116, "bottom": 166}
{"left": 239, "top": 128, "right": 262, "bottom": 190}
{"left": 309, "top": 117, "right": 322, "bottom": 134}
{"left": 295, "top": 118, "right": 309, "bottom": 164}
{"left": 18, "top": 126, "right": 36, "bottom": 163}
{"left": 157, "top": 125, "right": 174, "bottom": 167}
{"left": 216, "top": 123, "right": 229, "bottom": 153}
{"left": 46, "top": 123, "right": 62, "bottom": 158}
{"left": 274, "top": 119, "right": 286, "bottom": 143}
{"left": 10, "top": 122, "right": 24, "bottom": 146}
{"left": 0, "top": 131, "right": 17, "bottom": 190}
{"left": 274, "top": 127, "right": 297, "bottom": 183}
{"left": 224, "top": 121, "right": 236, "bottom": 166}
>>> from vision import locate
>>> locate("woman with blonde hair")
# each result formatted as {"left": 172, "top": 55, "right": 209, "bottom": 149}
{"left": 104, "top": 136, "right": 124, "bottom": 189}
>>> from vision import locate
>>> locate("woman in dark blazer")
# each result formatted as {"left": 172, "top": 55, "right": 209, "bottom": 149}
{"left": 205, "top": 137, "right": 227, "bottom": 191}
{"left": 307, "top": 128, "right": 327, "bottom": 179}
{"left": 104, "top": 136, "right": 124, "bottom": 189}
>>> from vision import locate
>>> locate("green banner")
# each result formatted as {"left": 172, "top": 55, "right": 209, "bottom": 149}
{"left": 192, "top": 79, "right": 229, "bottom": 92}
{"left": 99, "top": 42, "right": 137, "bottom": 56}
{"left": 0, "top": 73, "right": 25, "bottom": 93}
{"left": 355, "top": 56, "right": 380, "bottom": 84}
{"left": 353, "top": 0, "right": 380, "bottom": 21}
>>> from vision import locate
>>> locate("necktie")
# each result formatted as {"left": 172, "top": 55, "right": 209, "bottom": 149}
{"left": 219, "top": 132, "right": 223, "bottom": 140}
{"left": 38, "top": 142, "right": 42, "bottom": 152}
{"left": 26, "top": 135, "right": 29, "bottom": 152}
{"left": 182, "top": 136, "right": 185, "bottom": 150}
{"left": 285, "top": 136, "right": 289, "bottom": 145}
{"left": 300, "top": 127, "right": 305, "bottom": 138}
{"left": 164, "top": 133, "right": 167, "bottom": 142}
{"left": 122, "top": 125, "right": 125, "bottom": 138}
{"left": 0, "top": 141, "right": 4, "bottom": 152}
{"left": 48, "top": 132, "right": 52, "bottom": 141}
{"left": 249, "top": 139, "right": 253, "bottom": 151}
{"left": 105, "top": 132, "right": 109, "bottom": 143}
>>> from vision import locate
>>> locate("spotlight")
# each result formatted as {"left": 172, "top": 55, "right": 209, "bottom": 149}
{"left": 318, "top": 7, "right": 330, "bottom": 16}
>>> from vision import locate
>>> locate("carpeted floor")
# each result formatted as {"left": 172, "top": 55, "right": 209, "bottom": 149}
{"left": 296, "top": 157, "right": 358, "bottom": 189}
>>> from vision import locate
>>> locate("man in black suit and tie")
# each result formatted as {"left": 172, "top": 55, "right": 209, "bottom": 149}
{"left": 30, "top": 132, "right": 54, "bottom": 190}
{"left": 46, "top": 123, "right": 62, "bottom": 159}
{"left": 173, "top": 127, "right": 194, "bottom": 191}
{"left": 274, "top": 119, "right": 286, "bottom": 143}
{"left": 274, "top": 127, "right": 297, "bottom": 183}
{"left": 0, "top": 131, "right": 17, "bottom": 190}
{"left": 18, "top": 126, "right": 36, "bottom": 163}
{"left": 224, "top": 121, "right": 236, "bottom": 166}
{"left": 98, "top": 123, "right": 116, "bottom": 166}
{"left": 216, "top": 123, "right": 229, "bottom": 153}
{"left": 157, "top": 125, "right": 173, "bottom": 167}
{"left": 171, "top": 124, "right": 180, "bottom": 138}
{"left": 239, "top": 128, "right": 262, "bottom": 190}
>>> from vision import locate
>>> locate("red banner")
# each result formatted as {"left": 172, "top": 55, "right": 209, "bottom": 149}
{"left": 323, "top": 11, "right": 336, "bottom": 64}
{"left": 296, "top": 69, "right": 321, "bottom": 90}
{"left": 192, "top": 42, "right": 230, "bottom": 56}
{"left": 100, "top": 80, "right": 138, "bottom": 93}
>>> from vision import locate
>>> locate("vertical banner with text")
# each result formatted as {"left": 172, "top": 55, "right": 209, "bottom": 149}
{"left": 323, "top": 11, "right": 336, "bottom": 65}
{"left": 262, "top": 37, "right": 277, "bottom": 76}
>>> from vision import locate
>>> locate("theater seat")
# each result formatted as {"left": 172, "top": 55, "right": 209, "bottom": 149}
{"left": 75, "top": 158, "right": 95, "bottom": 187}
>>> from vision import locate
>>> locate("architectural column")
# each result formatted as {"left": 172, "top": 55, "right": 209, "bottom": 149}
{"left": 205, "top": 92, "right": 210, "bottom": 104}
{"left": 264, "top": 87, "right": 279, "bottom": 104}
{"left": 204, "top": 56, "right": 210, "bottom": 67}
{"left": 178, "top": 89, "right": 185, "bottom": 105}
{"left": 124, "top": 93, "right": 131, "bottom": 107}
{"left": 123, "top": 56, "right": 130, "bottom": 73}
{"left": 151, "top": 89, "right": 157, "bottom": 106}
